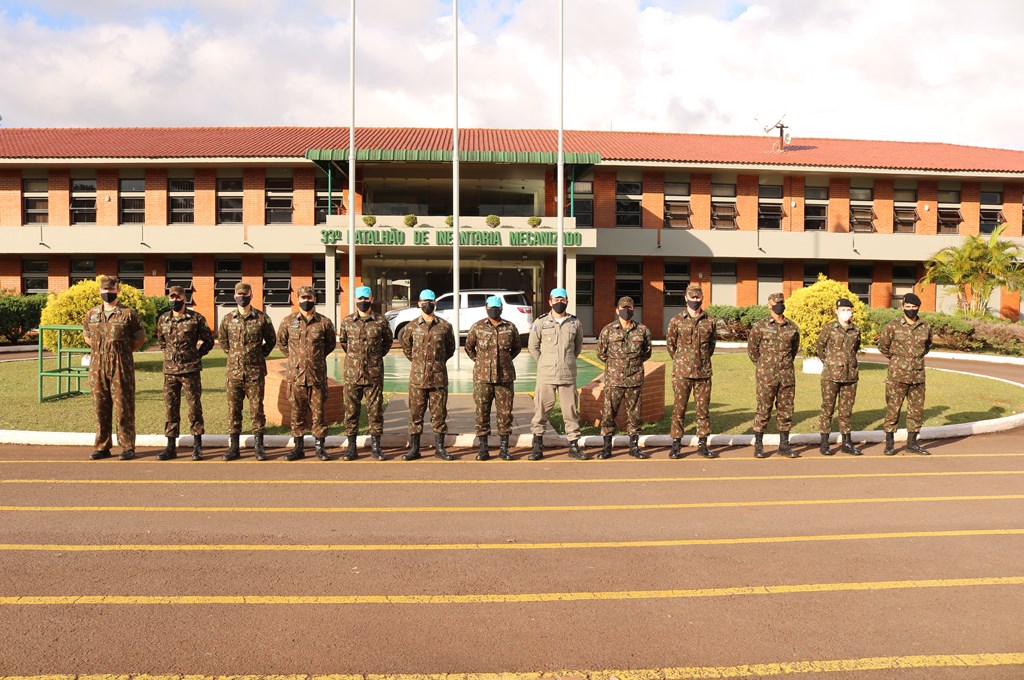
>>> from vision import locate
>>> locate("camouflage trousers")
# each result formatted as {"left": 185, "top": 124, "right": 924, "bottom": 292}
{"left": 289, "top": 382, "right": 328, "bottom": 439}
{"left": 474, "top": 381, "right": 514, "bottom": 437}
{"left": 601, "top": 385, "right": 642, "bottom": 436}
{"left": 226, "top": 374, "right": 266, "bottom": 435}
{"left": 883, "top": 380, "right": 926, "bottom": 433}
{"left": 343, "top": 382, "right": 385, "bottom": 436}
{"left": 819, "top": 379, "right": 858, "bottom": 434}
{"left": 753, "top": 382, "right": 795, "bottom": 433}
{"left": 409, "top": 386, "right": 448, "bottom": 436}
{"left": 671, "top": 377, "right": 712, "bottom": 438}
{"left": 89, "top": 358, "right": 136, "bottom": 451}
{"left": 163, "top": 372, "right": 204, "bottom": 438}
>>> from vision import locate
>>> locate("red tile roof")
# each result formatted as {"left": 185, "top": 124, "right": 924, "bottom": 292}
{"left": 2, "top": 126, "right": 1024, "bottom": 174}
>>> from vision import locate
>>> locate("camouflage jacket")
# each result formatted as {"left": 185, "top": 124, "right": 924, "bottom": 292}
{"left": 400, "top": 315, "right": 456, "bottom": 389}
{"left": 815, "top": 320, "right": 861, "bottom": 383}
{"left": 597, "top": 319, "right": 653, "bottom": 388}
{"left": 528, "top": 313, "right": 583, "bottom": 385}
{"left": 217, "top": 307, "right": 276, "bottom": 379}
{"left": 666, "top": 311, "right": 717, "bottom": 379}
{"left": 277, "top": 312, "right": 337, "bottom": 386}
{"left": 747, "top": 316, "right": 800, "bottom": 386}
{"left": 156, "top": 309, "right": 214, "bottom": 375}
{"left": 465, "top": 318, "right": 522, "bottom": 384}
{"left": 337, "top": 312, "right": 393, "bottom": 385}
{"left": 83, "top": 303, "right": 146, "bottom": 371}
{"left": 878, "top": 317, "right": 932, "bottom": 384}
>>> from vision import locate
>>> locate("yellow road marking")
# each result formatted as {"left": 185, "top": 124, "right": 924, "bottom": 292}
{"left": 578, "top": 354, "right": 606, "bottom": 370}
{"left": 3, "top": 470, "right": 1023, "bottom": 486}
{"left": 0, "top": 494, "right": 1021, "bottom": 514}
{"left": 1, "top": 528, "right": 1021, "bottom": 553}
{"left": 0, "top": 576, "right": 1022, "bottom": 606}
{"left": 2, "top": 653, "right": 1024, "bottom": 678}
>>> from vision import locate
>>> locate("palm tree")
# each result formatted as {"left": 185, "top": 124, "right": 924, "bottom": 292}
{"left": 922, "top": 225, "right": 1024, "bottom": 316}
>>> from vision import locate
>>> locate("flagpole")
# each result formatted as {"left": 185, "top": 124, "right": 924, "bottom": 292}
{"left": 348, "top": 0, "right": 357, "bottom": 320}
{"left": 452, "top": 0, "right": 461, "bottom": 369}
{"left": 556, "top": 0, "right": 565, "bottom": 290}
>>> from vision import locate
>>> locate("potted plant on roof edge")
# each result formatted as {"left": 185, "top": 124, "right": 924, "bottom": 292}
{"left": 485, "top": 214, "right": 501, "bottom": 229}
{"left": 362, "top": 215, "right": 377, "bottom": 228}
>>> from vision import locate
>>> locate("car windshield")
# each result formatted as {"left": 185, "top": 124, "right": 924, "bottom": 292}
{"left": 503, "top": 293, "right": 528, "bottom": 306}
{"left": 435, "top": 296, "right": 454, "bottom": 312}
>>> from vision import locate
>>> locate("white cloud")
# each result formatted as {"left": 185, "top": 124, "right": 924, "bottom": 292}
{"left": 1, "top": 0, "right": 1023, "bottom": 150}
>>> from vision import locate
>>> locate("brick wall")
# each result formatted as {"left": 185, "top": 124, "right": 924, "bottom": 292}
{"left": 242, "top": 254, "right": 264, "bottom": 309}
{"left": 736, "top": 175, "right": 758, "bottom": 232}
{"left": 1002, "top": 184, "right": 1022, "bottom": 237}
{"left": 642, "top": 256, "right": 664, "bottom": 339}
{"left": 690, "top": 173, "right": 711, "bottom": 230}
{"left": 243, "top": 168, "right": 266, "bottom": 226}
{"left": 0, "top": 254, "right": 20, "bottom": 293}
{"left": 195, "top": 169, "right": 217, "bottom": 225}
{"left": 873, "top": 179, "right": 894, "bottom": 234}
{"left": 690, "top": 257, "right": 711, "bottom": 298}
{"left": 593, "top": 170, "right": 616, "bottom": 228}
{"left": 917, "top": 180, "right": 937, "bottom": 236}
{"left": 293, "top": 167, "right": 316, "bottom": 226}
{"left": 828, "top": 260, "right": 848, "bottom": 286}
{"left": 579, "top": 361, "right": 665, "bottom": 429}
{"left": 736, "top": 259, "right": 758, "bottom": 306}
{"left": 782, "top": 260, "right": 803, "bottom": 298}
{"left": 544, "top": 168, "right": 556, "bottom": 217}
{"left": 915, "top": 263, "right": 936, "bottom": 312}
{"left": 593, "top": 256, "right": 616, "bottom": 321}
{"left": 828, "top": 178, "right": 850, "bottom": 232}
{"left": 871, "top": 262, "right": 893, "bottom": 309}
{"left": 193, "top": 255, "right": 216, "bottom": 325}
{"left": 961, "top": 182, "right": 981, "bottom": 236}
{"left": 642, "top": 171, "right": 664, "bottom": 229}
{"left": 342, "top": 184, "right": 363, "bottom": 215}
{"left": 291, "top": 254, "right": 314, "bottom": 313}
{"left": 96, "top": 169, "right": 118, "bottom": 225}
{"left": 0, "top": 170, "right": 20, "bottom": 227}
{"left": 783, "top": 175, "right": 803, "bottom": 232}
{"left": 143, "top": 255, "right": 166, "bottom": 297}
{"left": 1000, "top": 288, "right": 1021, "bottom": 320}
{"left": 48, "top": 170, "right": 70, "bottom": 227}
{"left": 264, "top": 358, "right": 344, "bottom": 427}
{"left": 49, "top": 255, "right": 70, "bottom": 293}
{"left": 145, "top": 168, "right": 168, "bottom": 227}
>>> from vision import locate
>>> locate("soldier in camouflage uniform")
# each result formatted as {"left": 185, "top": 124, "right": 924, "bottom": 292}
{"left": 399, "top": 289, "right": 456, "bottom": 460}
{"left": 596, "top": 296, "right": 653, "bottom": 459}
{"left": 278, "top": 285, "right": 337, "bottom": 461}
{"left": 156, "top": 285, "right": 214, "bottom": 461}
{"left": 666, "top": 284, "right": 717, "bottom": 459}
{"left": 217, "top": 281, "right": 276, "bottom": 461}
{"left": 747, "top": 292, "right": 800, "bottom": 458}
{"left": 878, "top": 292, "right": 933, "bottom": 455}
{"left": 83, "top": 275, "right": 147, "bottom": 460}
{"left": 465, "top": 295, "right": 522, "bottom": 461}
{"left": 815, "top": 298, "right": 862, "bottom": 456}
{"left": 338, "top": 285, "right": 393, "bottom": 461}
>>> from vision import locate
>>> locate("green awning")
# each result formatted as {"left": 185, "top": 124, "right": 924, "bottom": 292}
{"left": 304, "top": 148, "right": 601, "bottom": 164}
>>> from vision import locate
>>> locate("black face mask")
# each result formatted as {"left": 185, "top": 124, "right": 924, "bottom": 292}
{"left": 170, "top": 299, "right": 186, "bottom": 312}
{"left": 771, "top": 303, "right": 785, "bottom": 315}
{"left": 100, "top": 292, "right": 117, "bottom": 304}
{"left": 904, "top": 308, "right": 919, "bottom": 320}
{"left": 299, "top": 301, "right": 316, "bottom": 312}
{"left": 486, "top": 308, "right": 502, "bottom": 320}
{"left": 686, "top": 299, "right": 702, "bottom": 310}
{"left": 356, "top": 300, "right": 372, "bottom": 313}
{"left": 234, "top": 295, "right": 252, "bottom": 307}
{"left": 421, "top": 302, "right": 436, "bottom": 315}
{"left": 551, "top": 301, "right": 567, "bottom": 314}
{"left": 618, "top": 308, "right": 634, "bottom": 321}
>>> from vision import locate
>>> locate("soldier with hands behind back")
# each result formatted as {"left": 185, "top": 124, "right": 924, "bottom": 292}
{"left": 878, "top": 293, "right": 933, "bottom": 455}
{"left": 665, "top": 284, "right": 717, "bottom": 459}
{"left": 338, "top": 285, "right": 392, "bottom": 461}
{"left": 815, "top": 298, "right": 862, "bottom": 456}
{"left": 596, "top": 296, "right": 653, "bottom": 459}
{"left": 465, "top": 295, "right": 522, "bottom": 460}
{"left": 747, "top": 292, "right": 800, "bottom": 459}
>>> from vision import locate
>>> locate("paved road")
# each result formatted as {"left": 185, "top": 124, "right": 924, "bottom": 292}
{"left": 0, "top": 430, "right": 1022, "bottom": 678}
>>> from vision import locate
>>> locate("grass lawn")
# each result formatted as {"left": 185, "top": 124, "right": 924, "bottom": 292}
{"left": 546, "top": 349, "right": 1024, "bottom": 436}
{"left": 0, "top": 350, "right": 386, "bottom": 436}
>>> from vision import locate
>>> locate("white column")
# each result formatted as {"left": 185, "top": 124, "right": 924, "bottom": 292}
{"left": 451, "top": 0, "right": 461, "bottom": 369}
{"left": 565, "top": 248, "right": 577, "bottom": 315}
{"left": 326, "top": 245, "right": 338, "bottom": 326}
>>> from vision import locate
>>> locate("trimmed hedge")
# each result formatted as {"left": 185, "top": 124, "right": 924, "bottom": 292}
{"left": 0, "top": 294, "right": 49, "bottom": 342}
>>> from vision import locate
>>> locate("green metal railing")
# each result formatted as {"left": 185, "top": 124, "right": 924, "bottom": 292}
{"left": 38, "top": 325, "right": 90, "bottom": 402}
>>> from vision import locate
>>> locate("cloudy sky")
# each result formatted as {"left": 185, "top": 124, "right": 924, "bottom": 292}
{"left": 2, "top": 0, "right": 1024, "bottom": 150}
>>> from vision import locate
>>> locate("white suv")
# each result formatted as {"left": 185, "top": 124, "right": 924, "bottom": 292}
{"left": 385, "top": 290, "right": 534, "bottom": 341}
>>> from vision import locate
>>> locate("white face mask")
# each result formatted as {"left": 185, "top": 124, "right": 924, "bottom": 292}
{"left": 837, "top": 309, "right": 854, "bottom": 323}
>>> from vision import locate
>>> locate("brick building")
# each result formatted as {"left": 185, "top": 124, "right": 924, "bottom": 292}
{"left": 1, "top": 126, "right": 1022, "bottom": 337}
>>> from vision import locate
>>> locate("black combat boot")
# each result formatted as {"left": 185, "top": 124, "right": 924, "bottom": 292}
{"left": 403, "top": 434, "right": 421, "bottom": 460}
{"left": 697, "top": 437, "right": 716, "bottom": 459}
{"left": 224, "top": 434, "right": 240, "bottom": 461}
{"left": 906, "top": 431, "right": 929, "bottom": 455}
{"left": 90, "top": 449, "right": 111, "bottom": 460}
{"left": 669, "top": 438, "right": 682, "bottom": 459}
{"left": 841, "top": 433, "right": 862, "bottom": 456}
{"left": 285, "top": 436, "right": 305, "bottom": 461}
{"left": 435, "top": 434, "right": 454, "bottom": 461}
{"left": 192, "top": 435, "right": 203, "bottom": 461}
{"left": 315, "top": 437, "right": 329, "bottom": 461}
{"left": 529, "top": 434, "right": 544, "bottom": 461}
{"left": 568, "top": 439, "right": 587, "bottom": 460}
{"left": 820, "top": 433, "right": 833, "bottom": 456}
{"left": 343, "top": 437, "right": 358, "bottom": 461}
{"left": 883, "top": 432, "right": 896, "bottom": 455}
{"left": 158, "top": 436, "right": 177, "bottom": 460}
{"left": 779, "top": 431, "right": 798, "bottom": 458}
{"left": 629, "top": 434, "right": 648, "bottom": 459}
{"left": 597, "top": 434, "right": 613, "bottom": 460}
{"left": 753, "top": 432, "right": 766, "bottom": 458}
{"left": 119, "top": 449, "right": 135, "bottom": 461}
{"left": 476, "top": 437, "right": 490, "bottom": 461}
{"left": 371, "top": 434, "right": 384, "bottom": 461}
{"left": 254, "top": 433, "right": 267, "bottom": 461}
{"left": 498, "top": 435, "right": 512, "bottom": 460}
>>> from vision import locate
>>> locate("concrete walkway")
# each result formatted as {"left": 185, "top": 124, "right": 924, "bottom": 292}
{"left": 384, "top": 392, "right": 537, "bottom": 439}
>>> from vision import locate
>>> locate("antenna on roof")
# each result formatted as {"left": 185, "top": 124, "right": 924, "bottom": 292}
{"left": 761, "top": 114, "right": 790, "bottom": 152}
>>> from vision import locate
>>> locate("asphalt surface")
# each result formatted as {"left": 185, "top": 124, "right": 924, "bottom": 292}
{"left": 0, "top": 429, "right": 1022, "bottom": 678}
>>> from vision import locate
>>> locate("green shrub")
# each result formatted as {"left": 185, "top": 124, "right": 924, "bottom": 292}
{"left": 403, "top": 214, "right": 418, "bottom": 228}
{"left": 738, "top": 304, "right": 771, "bottom": 327}
{"left": 149, "top": 295, "right": 171, "bottom": 319}
{"left": 485, "top": 214, "right": 501, "bottom": 229}
{"left": 362, "top": 215, "right": 377, "bottom": 228}
{"left": 444, "top": 215, "right": 454, "bottom": 228}
{"left": 922, "top": 312, "right": 981, "bottom": 352}
{"left": 785, "top": 276, "right": 867, "bottom": 355}
{"left": 974, "top": 321, "right": 1024, "bottom": 356}
{"left": 527, "top": 216, "right": 542, "bottom": 228}
{"left": 0, "top": 294, "right": 48, "bottom": 342}
{"left": 39, "top": 278, "right": 157, "bottom": 352}
{"left": 864, "top": 308, "right": 902, "bottom": 346}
